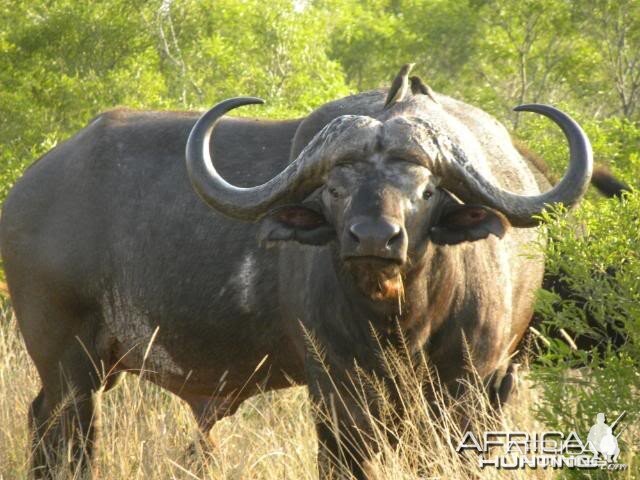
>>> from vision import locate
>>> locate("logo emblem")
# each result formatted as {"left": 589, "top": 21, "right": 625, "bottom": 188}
{"left": 456, "top": 411, "right": 628, "bottom": 470}
{"left": 587, "top": 412, "right": 624, "bottom": 461}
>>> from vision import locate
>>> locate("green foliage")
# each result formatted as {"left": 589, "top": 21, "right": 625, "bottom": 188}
{"left": 160, "top": 0, "right": 348, "bottom": 115}
{"left": 467, "top": 0, "right": 579, "bottom": 122}
{"left": 2, "top": 0, "right": 639, "bottom": 200}
{"left": 321, "top": 0, "right": 481, "bottom": 94}
{"left": 530, "top": 194, "right": 640, "bottom": 477}
{"left": 0, "top": 0, "right": 347, "bottom": 202}
{"left": 515, "top": 114, "right": 640, "bottom": 185}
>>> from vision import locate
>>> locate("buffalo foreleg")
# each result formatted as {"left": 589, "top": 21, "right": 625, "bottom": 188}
{"left": 307, "top": 364, "right": 383, "bottom": 480}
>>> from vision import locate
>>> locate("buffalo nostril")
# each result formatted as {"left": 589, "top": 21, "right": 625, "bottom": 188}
{"left": 386, "top": 226, "right": 402, "bottom": 247}
{"left": 349, "top": 224, "right": 361, "bottom": 243}
{"left": 349, "top": 220, "right": 403, "bottom": 252}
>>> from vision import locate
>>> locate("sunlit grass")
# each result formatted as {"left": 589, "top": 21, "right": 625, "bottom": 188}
{"left": 0, "top": 301, "right": 552, "bottom": 480}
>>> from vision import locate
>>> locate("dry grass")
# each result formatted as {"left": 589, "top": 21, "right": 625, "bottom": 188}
{"left": 1, "top": 301, "right": 556, "bottom": 480}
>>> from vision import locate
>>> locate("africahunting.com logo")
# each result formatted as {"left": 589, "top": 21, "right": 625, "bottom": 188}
{"left": 456, "top": 412, "right": 628, "bottom": 470}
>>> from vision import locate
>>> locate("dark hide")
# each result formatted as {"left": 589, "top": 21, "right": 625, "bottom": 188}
{"left": 1, "top": 110, "right": 305, "bottom": 477}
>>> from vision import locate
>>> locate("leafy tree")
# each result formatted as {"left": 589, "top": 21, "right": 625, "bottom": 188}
{"left": 0, "top": 0, "right": 348, "bottom": 201}
{"left": 576, "top": 0, "right": 640, "bottom": 119}
{"left": 156, "top": 0, "right": 348, "bottom": 115}
{"left": 322, "top": 0, "right": 480, "bottom": 95}
{"left": 466, "top": 0, "right": 591, "bottom": 127}
{"left": 0, "top": 0, "right": 167, "bottom": 200}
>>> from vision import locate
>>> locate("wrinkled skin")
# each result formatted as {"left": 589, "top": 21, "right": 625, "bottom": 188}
{"left": 2, "top": 87, "right": 583, "bottom": 479}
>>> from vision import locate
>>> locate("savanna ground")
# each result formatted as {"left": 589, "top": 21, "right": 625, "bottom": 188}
{"left": 0, "top": 291, "right": 637, "bottom": 479}
{"left": 0, "top": 300, "right": 552, "bottom": 480}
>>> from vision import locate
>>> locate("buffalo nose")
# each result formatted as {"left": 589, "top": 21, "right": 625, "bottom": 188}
{"left": 348, "top": 218, "right": 405, "bottom": 258}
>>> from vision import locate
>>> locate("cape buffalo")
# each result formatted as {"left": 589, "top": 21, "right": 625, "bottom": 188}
{"left": 1, "top": 68, "right": 593, "bottom": 478}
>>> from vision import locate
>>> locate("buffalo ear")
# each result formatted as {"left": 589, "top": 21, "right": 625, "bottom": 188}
{"left": 430, "top": 204, "right": 509, "bottom": 245}
{"left": 258, "top": 204, "right": 335, "bottom": 246}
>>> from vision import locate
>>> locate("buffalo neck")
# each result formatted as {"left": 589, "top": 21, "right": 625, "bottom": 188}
{"left": 305, "top": 244, "right": 461, "bottom": 370}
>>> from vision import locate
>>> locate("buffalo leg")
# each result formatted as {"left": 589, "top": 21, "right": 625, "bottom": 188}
{"left": 28, "top": 389, "right": 49, "bottom": 477}
{"left": 25, "top": 326, "right": 104, "bottom": 479}
{"left": 307, "top": 370, "right": 378, "bottom": 480}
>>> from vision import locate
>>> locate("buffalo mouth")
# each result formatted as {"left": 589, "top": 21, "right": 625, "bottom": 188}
{"left": 344, "top": 256, "right": 404, "bottom": 302}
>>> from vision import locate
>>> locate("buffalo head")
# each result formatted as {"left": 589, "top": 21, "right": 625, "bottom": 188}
{"left": 186, "top": 93, "right": 592, "bottom": 301}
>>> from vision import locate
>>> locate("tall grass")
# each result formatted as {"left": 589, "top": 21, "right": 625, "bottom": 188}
{"left": 0, "top": 299, "right": 560, "bottom": 480}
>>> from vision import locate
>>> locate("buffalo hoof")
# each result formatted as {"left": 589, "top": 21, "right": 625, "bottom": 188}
{"left": 488, "top": 363, "right": 519, "bottom": 409}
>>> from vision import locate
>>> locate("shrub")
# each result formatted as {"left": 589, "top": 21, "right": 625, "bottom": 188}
{"left": 531, "top": 192, "right": 640, "bottom": 478}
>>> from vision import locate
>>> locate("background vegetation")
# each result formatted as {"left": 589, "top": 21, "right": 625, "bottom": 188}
{"left": 0, "top": 0, "right": 638, "bottom": 478}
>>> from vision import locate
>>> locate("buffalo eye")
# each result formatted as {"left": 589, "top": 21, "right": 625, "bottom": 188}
{"left": 423, "top": 189, "right": 433, "bottom": 199}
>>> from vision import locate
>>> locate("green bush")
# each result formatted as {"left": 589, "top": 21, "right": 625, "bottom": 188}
{"left": 530, "top": 192, "right": 640, "bottom": 478}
